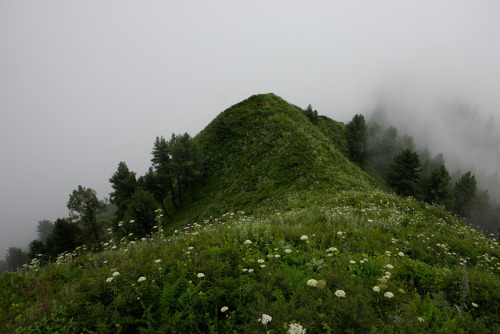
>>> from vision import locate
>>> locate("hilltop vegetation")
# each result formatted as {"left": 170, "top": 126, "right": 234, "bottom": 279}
{"left": 1, "top": 94, "right": 499, "bottom": 333}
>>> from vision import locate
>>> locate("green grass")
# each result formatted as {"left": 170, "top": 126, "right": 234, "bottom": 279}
{"left": 1, "top": 94, "right": 499, "bottom": 333}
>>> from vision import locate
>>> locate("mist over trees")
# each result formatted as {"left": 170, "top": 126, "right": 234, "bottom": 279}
{"left": 360, "top": 108, "right": 500, "bottom": 235}
{"left": 1, "top": 131, "right": 204, "bottom": 274}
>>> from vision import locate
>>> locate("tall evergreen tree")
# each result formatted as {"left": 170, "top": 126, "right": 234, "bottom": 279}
{"left": 109, "top": 162, "right": 137, "bottom": 222}
{"left": 453, "top": 171, "right": 477, "bottom": 218}
{"left": 151, "top": 136, "right": 178, "bottom": 208}
{"left": 386, "top": 149, "right": 421, "bottom": 197}
{"left": 170, "top": 133, "right": 204, "bottom": 200}
{"left": 345, "top": 114, "right": 368, "bottom": 168}
{"left": 419, "top": 165, "right": 453, "bottom": 208}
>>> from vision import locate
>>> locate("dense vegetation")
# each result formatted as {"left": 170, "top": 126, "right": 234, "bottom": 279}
{"left": 1, "top": 94, "right": 499, "bottom": 333}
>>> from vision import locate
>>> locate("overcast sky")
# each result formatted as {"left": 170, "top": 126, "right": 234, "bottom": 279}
{"left": 1, "top": 1, "right": 500, "bottom": 257}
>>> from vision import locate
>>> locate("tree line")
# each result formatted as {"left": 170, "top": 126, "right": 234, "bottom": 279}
{"left": 0, "top": 133, "right": 204, "bottom": 274}
{"left": 345, "top": 114, "right": 500, "bottom": 234}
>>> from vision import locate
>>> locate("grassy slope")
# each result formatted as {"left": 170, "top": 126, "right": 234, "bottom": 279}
{"left": 1, "top": 94, "right": 499, "bottom": 333}
{"left": 166, "top": 93, "right": 377, "bottom": 228}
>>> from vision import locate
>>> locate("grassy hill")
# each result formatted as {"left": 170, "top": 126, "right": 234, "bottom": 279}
{"left": 1, "top": 94, "right": 499, "bottom": 333}
{"left": 165, "top": 93, "right": 377, "bottom": 226}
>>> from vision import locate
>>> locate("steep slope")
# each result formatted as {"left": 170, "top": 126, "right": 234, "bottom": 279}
{"left": 1, "top": 94, "right": 499, "bottom": 333}
{"left": 173, "top": 93, "right": 377, "bottom": 222}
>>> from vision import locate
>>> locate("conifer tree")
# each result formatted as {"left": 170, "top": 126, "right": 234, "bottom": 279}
{"left": 346, "top": 114, "right": 368, "bottom": 168}
{"left": 386, "top": 149, "right": 421, "bottom": 197}
{"left": 419, "top": 165, "right": 453, "bottom": 208}
{"left": 109, "top": 162, "right": 137, "bottom": 222}
{"left": 453, "top": 171, "right": 477, "bottom": 218}
{"left": 151, "top": 136, "right": 178, "bottom": 208}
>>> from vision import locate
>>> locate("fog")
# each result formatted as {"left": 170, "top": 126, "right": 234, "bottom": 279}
{"left": 1, "top": 1, "right": 499, "bottom": 258}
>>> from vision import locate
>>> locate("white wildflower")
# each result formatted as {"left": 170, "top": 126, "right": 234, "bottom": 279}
{"left": 373, "top": 286, "right": 380, "bottom": 292}
{"left": 244, "top": 240, "right": 252, "bottom": 245}
{"left": 384, "top": 291, "right": 394, "bottom": 298}
{"left": 258, "top": 314, "right": 272, "bottom": 324}
{"left": 307, "top": 279, "right": 318, "bottom": 287}
{"left": 335, "top": 289, "right": 346, "bottom": 298}
{"left": 288, "top": 322, "right": 307, "bottom": 334}
{"left": 137, "top": 276, "right": 146, "bottom": 282}
{"left": 197, "top": 273, "right": 205, "bottom": 278}
{"left": 106, "top": 277, "right": 114, "bottom": 283}
{"left": 221, "top": 306, "right": 229, "bottom": 312}
{"left": 112, "top": 271, "right": 120, "bottom": 277}
{"left": 300, "top": 235, "right": 308, "bottom": 240}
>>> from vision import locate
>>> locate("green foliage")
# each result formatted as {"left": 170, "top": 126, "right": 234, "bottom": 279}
{"left": 419, "top": 165, "right": 453, "bottom": 208}
{"left": 386, "top": 149, "right": 422, "bottom": 197}
{"left": 453, "top": 171, "right": 477, "bottom": 218}
{"left": 346, "top": 114, "right": 368, "bottom": 168}
{"left": 67, "top": 185, "right": 106, "bottom": 249}
{"left": 125, "top": 188, "right": 158, "bottom": 237}
{"left": 109, "top": 161, "right": 137, "bottom": 222}
{"left": 303, "top": 104, "right": 319, "bottom": 124}
{"left": 45, "top": 218, "right": 81, "bottom": 258}
{"left": 2, "top": 199, "right": 498, "bottom": 333}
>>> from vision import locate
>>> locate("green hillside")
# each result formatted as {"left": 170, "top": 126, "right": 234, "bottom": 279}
{"left": 167, "top": 93, "right": 376, "bottom": 225}
{"left": 1, "top": 94, "right": 499, "bottom": 333}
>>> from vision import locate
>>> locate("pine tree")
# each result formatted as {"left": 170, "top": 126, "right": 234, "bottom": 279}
{"left": 453, "top": 171, "right": 477, "bottom": 218}
{"left": 109, "top": 162, "right": 137, "bottom": 222}
{"left": 419, "top": 165, "right": 453, "bottom": 208}
{"left": 345, "top": 114, "right": 368, "bottom": 168}
{"left": 386, "top": 149, "right": 421, "bottom": 197}
{"left": 152, "top": 136, "right": 178, "bottom": 208}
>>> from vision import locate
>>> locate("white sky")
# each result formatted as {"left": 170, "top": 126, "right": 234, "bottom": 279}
{"left": 1, "top": 1, "right": 500, "bottom": 256}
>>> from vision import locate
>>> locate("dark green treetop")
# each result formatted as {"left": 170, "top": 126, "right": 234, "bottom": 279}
{"left": 346, "top": 114, "right": 368, "bottom": 168}
{"left": 453, "top": 171, "right": 477, "bottom": 218}
{"left": 386, "top": 149, "right": 422, "bottom": 197}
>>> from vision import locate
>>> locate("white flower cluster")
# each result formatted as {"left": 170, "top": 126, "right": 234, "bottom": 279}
{"left": 258, "top": 314, "right": 272, "bottom": 325}
{"left": 335, "top": 289, "right": 346, "bottom": 298}
{"left": 306, "top": 279, "right": 318, "bottom": 287}
{"left": 288, "top": 322, "right": 307, "bottom": 334}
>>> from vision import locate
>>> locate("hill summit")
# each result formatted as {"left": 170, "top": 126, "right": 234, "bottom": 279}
{"left": 1, "top": 94, "right": 499, "bottom": 333}
{"left": 176, "top": 93, "right": 377, "bottom": 221}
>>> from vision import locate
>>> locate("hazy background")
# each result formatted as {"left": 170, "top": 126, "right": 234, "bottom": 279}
{"left": 1, "top": 1, "right": 499, "bottom": 257}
